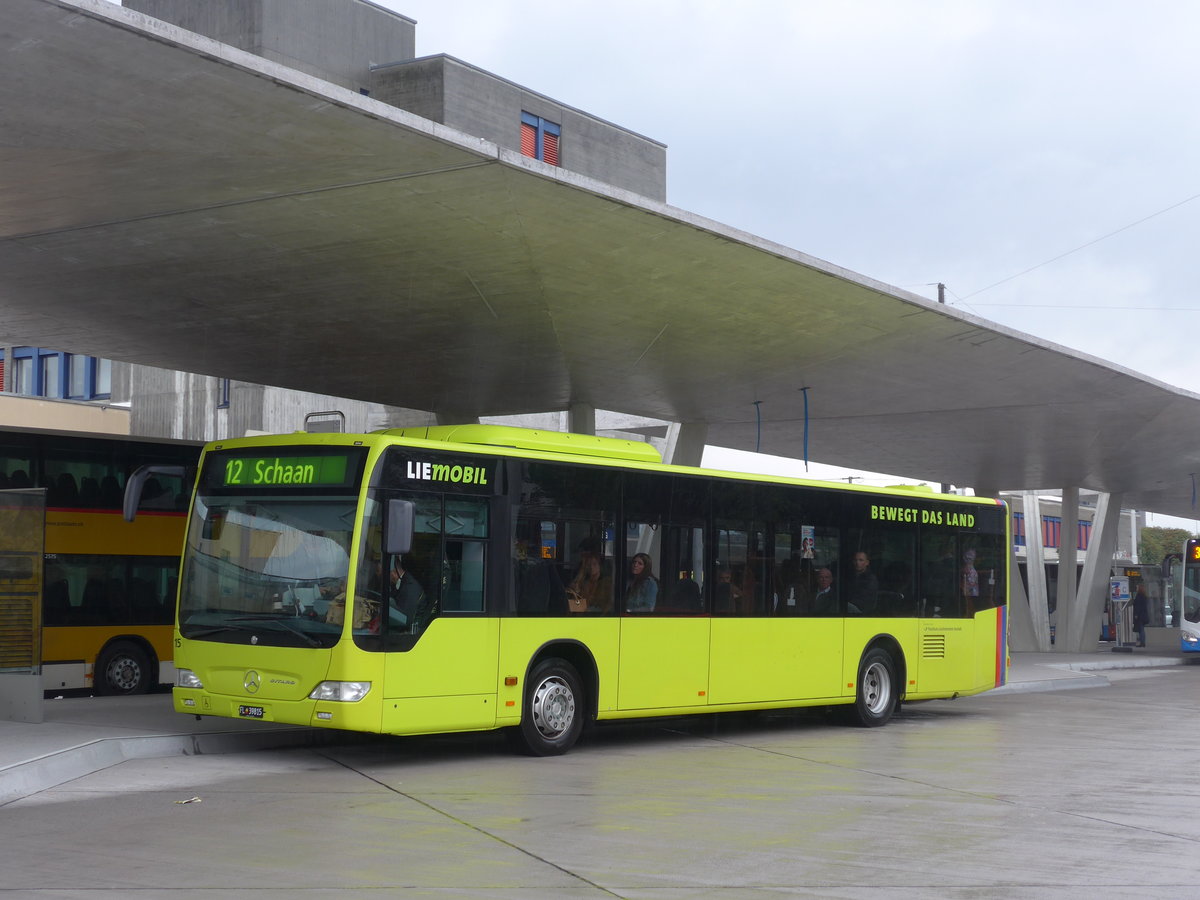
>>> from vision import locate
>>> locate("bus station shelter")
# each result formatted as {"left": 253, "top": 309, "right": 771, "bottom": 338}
{"left": 4, "top": 0, "right": 1200, "bottom": 652}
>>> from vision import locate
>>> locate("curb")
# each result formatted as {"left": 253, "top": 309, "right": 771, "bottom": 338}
{"left": 0, "top": 726, "right": 345, "bottom": 806}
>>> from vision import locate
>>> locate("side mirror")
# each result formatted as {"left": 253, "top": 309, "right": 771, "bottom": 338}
{"left": 385, "top": 499, "right": 414, "bottom": 556}
{"left": 123, "top": 464, "right": 188, "bottom": 522}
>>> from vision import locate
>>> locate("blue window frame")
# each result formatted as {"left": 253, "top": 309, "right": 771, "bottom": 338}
{"left": 6, "top": 347, "right": 111, "bottom": 400}
{"left": 520, "top": 111, "right": 560, "bottom": 165}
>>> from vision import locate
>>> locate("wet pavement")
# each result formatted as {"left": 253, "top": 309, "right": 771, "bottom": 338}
{"left": 2, "top": 645, "right": 1195, "bottom": 897}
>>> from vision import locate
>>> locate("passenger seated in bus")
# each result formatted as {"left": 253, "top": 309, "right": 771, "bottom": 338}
{"left": 624, "top": 552, "right": 658, "bottom": 613}
{"left": 314, "top": 577, "right": 345, "bottom": 619}
{"left": 775, "top": 555, "right": 817, "bottom": 615}
{"left": 670, "top": 575, "right": 702, "bottom": 611}
{"left": 386, "top": 555, "right": 427, "bottom": 629}
{"left": 712, "top": 566, "right": 742, "bottom": 615}
{"left": 566, "top": 550, "right": 612, "bottom": 614}
{"left": 811, "top": 567, "right": 838, "bottom": 616}
{"left": 847, "top": 551, "right": 879, "bottom": 615}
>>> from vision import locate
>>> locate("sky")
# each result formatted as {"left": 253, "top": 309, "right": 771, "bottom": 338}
{"left": 106, "top": 1, "right": 1200, "bottom": 524}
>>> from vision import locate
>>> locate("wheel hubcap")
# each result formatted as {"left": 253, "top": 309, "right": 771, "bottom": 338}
{"left": 531, "top": 675, "right": 575, "bottom": 739}
{"left": 108, "top": 656, "right": 140, "bottom": 692}
{"left": 862, "top": 661, "right": 890, "bottom": 715}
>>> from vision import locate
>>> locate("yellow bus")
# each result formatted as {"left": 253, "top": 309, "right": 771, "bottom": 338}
{"left": 0, "top": 427, "right": 199, "bottom": 694}
{"left": 164, "top": 425, "right": 1009, "bottom": 754}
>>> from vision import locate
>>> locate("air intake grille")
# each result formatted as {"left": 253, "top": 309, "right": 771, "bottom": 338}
{"left": 922, "top": 633, "right": 947, "bottom": 659}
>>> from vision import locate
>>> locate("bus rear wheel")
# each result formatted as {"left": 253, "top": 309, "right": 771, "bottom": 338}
{"left": 850, "top": 647, "right": 897, "bottom": 727}
{"left": 516, "top": 658, "right": 584, "bottom": 756}
{"left": 95, "top": 641, "right": 153, "bottom": 696}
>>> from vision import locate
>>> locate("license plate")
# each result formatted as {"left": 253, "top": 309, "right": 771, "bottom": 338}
{"left": 237, "top": 705, "right": 265, "bottom": 719}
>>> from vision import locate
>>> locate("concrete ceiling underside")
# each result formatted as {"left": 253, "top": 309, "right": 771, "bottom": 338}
{"left": 5, "top": 0, "right": 1200, "bottom": 519}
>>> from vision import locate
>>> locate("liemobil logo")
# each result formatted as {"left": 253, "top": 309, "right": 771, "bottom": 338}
{"left": 405, "top": 460, "right": 489, "bottom": 486}
{"left": 244, "top": 670, "right": 261, "bottom": 693}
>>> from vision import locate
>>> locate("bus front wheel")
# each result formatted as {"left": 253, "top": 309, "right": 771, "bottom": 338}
{"left": 850, "top": 647, "right": 897, "bottom": 727}
{"left": 516, "top": 658, "right": 584, "bottom": 756}
{"left": 95, "top": 641, "right": 153, "bottom": 696}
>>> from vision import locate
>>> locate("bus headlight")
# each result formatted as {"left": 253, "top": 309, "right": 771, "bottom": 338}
{"left": 309, "top": 681, "right": 371, "bottom": 702}
{"left": 176, "top": 669, "right": 204, "bottom": 689}
{"left": 1183, "top": 633, "right": 1200, "bottom": 644}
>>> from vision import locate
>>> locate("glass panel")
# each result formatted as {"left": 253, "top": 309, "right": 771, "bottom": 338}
{"left": 658, "top": 524, "right": 705, "bottom": 614}
{"left": 921, "top": 533, "right": 963, "bottom": 618}
{"left": 94, "top": 358, "right": 112, "bottom": 397}
{"left": 514, "top": 516, "right": 568, "bottom": 615}
{"left": 13, "top": 357, "right": 33, "bottom": 396}
{"left": 623, "top": 522, "right": 660, "bottom": 614}
{"left": 68, "top": 355, "right": 87, "bottom": 398}
{"left": 563, "top": 521, "right": 615, "bottom": 614}
{"left": 41, "top": 354, "right": 60, "bottom": 398}
{"left": 180, "top": 492, "right": 355, "bottom": 648}
{"left": 0, "top": 435, "right": 35, "bottom": 489}
{"left": 43, "top": 554, "right": 176, "bottom": 626}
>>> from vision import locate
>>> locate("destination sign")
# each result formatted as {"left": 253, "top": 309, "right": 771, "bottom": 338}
{"left": 221, "top": 454, "right": 350, "bottom": 487}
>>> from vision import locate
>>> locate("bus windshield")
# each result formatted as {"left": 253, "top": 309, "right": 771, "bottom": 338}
{"left": 180, "top": 490, "right": 357, "bottom": 648}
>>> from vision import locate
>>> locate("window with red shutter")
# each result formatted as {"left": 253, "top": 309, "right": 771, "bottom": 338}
{"left": 520, "top": 121, "right": 537, "bottom": 158}
{"left": 520, "top": 111, "right": 561, "bottom": 166}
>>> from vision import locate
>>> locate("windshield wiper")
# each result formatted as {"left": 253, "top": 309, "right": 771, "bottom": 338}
{"left": 227, "top": 614, "right": 323, "bottom": 647}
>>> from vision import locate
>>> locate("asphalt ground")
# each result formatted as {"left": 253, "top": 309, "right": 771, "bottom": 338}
{"left": 2, "top": 646, "right": 1195, "bottom": 897}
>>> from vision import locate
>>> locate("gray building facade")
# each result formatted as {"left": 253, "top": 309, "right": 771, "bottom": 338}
{"left": 125, "top": 0, "right": 416, "bottom": 95}
{"left": 370, "top": 55, "right": 667, "bottom": 200}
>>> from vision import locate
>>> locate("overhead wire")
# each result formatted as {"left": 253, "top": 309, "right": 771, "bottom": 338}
{"left": 959, "top": 190, "right": 1200, "bottom": 301}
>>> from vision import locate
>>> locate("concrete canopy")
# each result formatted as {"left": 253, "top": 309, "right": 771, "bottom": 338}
{"left": 5, "top": 0, "right": 1200, "bottom": 518}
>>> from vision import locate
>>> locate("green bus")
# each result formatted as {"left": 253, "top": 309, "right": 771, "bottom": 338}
{"left": 155, "top": 425, "right": 1009, "bottom": 755}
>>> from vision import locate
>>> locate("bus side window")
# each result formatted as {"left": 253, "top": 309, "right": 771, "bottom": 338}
{"left": 921, "top": 534, "right": 962, "bottom": 618}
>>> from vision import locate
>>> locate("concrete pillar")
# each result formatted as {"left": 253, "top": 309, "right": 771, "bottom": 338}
{"left": 568, "top": 402, "right": 596, "bottom": 435}
{"left": 1022, "top": 492, "right": 1052, "bottom": 650}
{"left": 1056, "top": 487, "right": 1080, "bottom": 648}
{"left": 664, "top": 422, "right": 708, "bottom": 467}
{"left": 1062, "top": 491, "right": 1122, "bottom": 652}
{"left": 435, "top": 411, "right": 478, "bottom": 426}
{"left": 1006, "top": 551, "right": 1040, "bottom": 651}
{"left": 0, "top": 675, "right": 43, "bottom": 723}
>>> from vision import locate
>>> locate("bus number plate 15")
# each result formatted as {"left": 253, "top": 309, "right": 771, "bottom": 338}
{"left": 237, "top": 705, "right": 266, "bottom": 719}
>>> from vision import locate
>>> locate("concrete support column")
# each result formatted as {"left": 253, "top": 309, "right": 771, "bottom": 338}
{"left": 568, "top": 402, "right": 596, "bottom": 435}
{"left": 664, "top": 422, "right": 708, "bottom": 467}
{"left": 0, "top": 675, "right": 42, "bottom": 723}
{"left": 435, "top": 411, "right": 478, "bottom": 426}
{"left": 1006, "top": 551, "right": 1040, "bottom": 651}
{"left": 1063, "top": 491, "right": 1123, "bottom": 652}
{"left": 1056, "top": 487, "right": 1080, "bottom": 648}
{"left": 1022, "top": 492, "right": 1052, "bottom": 650}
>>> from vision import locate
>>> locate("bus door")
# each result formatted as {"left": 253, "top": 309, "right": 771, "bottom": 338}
{"left": 915, "top": 532, "right": 978, "bottom": 693}
{"left": 376, "top": 491, "right": 500, "bottom": 733}
{"left": 617, "top": 523, "right": 710, "bottom": 711}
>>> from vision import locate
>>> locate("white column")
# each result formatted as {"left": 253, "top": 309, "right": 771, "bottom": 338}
{"left": 1063, "top": 491, "right": 1123, "bottom": 652}
{"left": 1022, "top": 492, "right": 1052, "bottom": 650}
{"left": 664, "top": 422, "right": 708, "bottom": 467}
{"left": 1056, "top": 487, "right": 1080, "bottom": 649}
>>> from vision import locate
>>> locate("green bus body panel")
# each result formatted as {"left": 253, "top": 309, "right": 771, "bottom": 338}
{"left": 381, "top": 424, "right": 663, "bottom": 464}
{"left": 174, "top": 609, "right": 1005, "bottom": 734}
{"left": 174, "top": 427, "right": 1009, "bottom": 740}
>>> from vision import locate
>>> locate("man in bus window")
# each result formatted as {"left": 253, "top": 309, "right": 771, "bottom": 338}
{"left": 811, "top": 567, "right": 837, "bottom": 616}
{"left": 847, "top": 551, "right": 879, "bottom": 615}
{"left": 388, "top": 556, "right": 426, "bottom": 629}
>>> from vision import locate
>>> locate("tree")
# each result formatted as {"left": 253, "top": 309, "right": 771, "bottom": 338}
{"left": 1138, "top": 526, "right": 1195, "bottom": 566}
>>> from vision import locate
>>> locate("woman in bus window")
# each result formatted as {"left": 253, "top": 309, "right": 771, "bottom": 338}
{"left": 567, "top": 550, "right": 612, "bottom": 614}
{"left": 625, "top": 552, "right": 658, "bottom": 613}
